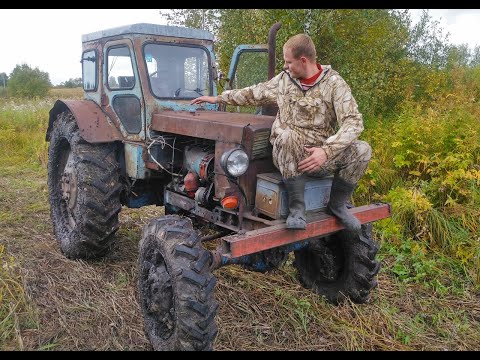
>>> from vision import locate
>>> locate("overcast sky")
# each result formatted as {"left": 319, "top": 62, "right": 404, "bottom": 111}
{"left": 1, "top": 9, "right": 479, "bottom": 86}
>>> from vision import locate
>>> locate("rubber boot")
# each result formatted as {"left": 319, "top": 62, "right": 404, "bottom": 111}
{"left": 326, "top": 175, "right": 361, "bottom": 233}
{"left": 283, "top": 176, "right": 306, "bottom": 230}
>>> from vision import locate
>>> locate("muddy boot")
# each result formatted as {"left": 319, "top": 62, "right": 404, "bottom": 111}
{"left": 327, "top": 175, "right": 361, "bottom": 233}
{"left": 283, "top": 176, "right": 306, "bottom": 230}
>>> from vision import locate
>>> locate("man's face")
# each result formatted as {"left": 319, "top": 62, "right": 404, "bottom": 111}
{"left": 283, "top": 46, "right": 306, "bottom": 79}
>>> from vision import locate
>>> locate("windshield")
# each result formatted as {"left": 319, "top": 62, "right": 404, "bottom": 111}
{"left": 144, "top": 43, "right": 212, "bottom": 99}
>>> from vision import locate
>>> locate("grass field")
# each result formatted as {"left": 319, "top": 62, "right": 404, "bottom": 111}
{"left": 0, "top": 89, "right": 479, "bottom": 350}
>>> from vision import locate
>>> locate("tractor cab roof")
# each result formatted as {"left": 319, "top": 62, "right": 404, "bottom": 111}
{"left": 82, "top": 23, "right": 214, "bottom": 43}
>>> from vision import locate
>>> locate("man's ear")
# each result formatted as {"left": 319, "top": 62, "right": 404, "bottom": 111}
{"left": 301, "top": 56, "right": 308, "bottom": 65}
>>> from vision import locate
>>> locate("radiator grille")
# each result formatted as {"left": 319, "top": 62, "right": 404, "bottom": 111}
{"left": 251, "top": 130, "right": 272, "bottom": 159}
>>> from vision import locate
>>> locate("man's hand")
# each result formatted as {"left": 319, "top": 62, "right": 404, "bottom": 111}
{"left": 191, "top": 96, "right": 218, "bottom": 105}
{"left": 298, "top": 146, "right": 327, "bottom": 173}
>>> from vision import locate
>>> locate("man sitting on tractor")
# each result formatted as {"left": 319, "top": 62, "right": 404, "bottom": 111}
{"left": 191, "top": 33, "right": 371, "bottom": 232}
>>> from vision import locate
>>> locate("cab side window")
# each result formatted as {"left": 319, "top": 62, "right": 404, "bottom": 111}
{"left": 107, "top": 46, "right": 135, "bottom": 90}
{"left": 82, "top": 50, "right": 97, "bottom": 91}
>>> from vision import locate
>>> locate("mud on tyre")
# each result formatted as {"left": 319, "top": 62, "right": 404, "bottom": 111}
{"left": 293, "top": 223, "right": 380, "bottom": 304}
{"left": 138, "top": 215, "right": 218, "bottom": 351}
{"left": 47, "top": 111, "right": 122, "bottom": 259}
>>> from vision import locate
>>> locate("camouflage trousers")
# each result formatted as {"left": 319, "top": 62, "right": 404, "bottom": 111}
{"left": 274, "top": 140, "right": 371, "bottom": 184}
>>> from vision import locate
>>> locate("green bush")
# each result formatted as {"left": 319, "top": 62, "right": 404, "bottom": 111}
{"left": 7, "top": 64, "right": 51, "bottom": 99}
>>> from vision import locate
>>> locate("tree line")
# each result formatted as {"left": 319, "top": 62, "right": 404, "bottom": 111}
{"left": 0, "top": 65, "right": 81, "bottom": 98}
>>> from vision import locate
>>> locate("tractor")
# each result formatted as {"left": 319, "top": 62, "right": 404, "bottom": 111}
{"left": 46, "top": 22, "right": 391, "bottom": 350}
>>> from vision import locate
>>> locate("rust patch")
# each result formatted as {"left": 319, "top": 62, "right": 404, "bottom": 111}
{"left": 151, "top": 110, "right": 274, "bottom": 143}
{"left": 222, "top": 203, "right": 391, "bottom": 258}
{"left": 62, "top": 100, "right": 123, "bottom": 142}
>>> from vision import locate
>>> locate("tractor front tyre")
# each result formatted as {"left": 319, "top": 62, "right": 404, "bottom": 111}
{"left": 138, "top": 215, "right": 218, "bottom": 351}
{"left": 47, "top": 111, "right": 122, "bottom": 259}
{"left": 293, "top": 223, "right": 380, "bottom": 304}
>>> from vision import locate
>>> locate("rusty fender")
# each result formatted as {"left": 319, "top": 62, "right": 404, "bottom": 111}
{"left": 46, "top": 99, "right": 122, "bottom": 143}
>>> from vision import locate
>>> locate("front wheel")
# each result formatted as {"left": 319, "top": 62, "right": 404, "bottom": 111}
{"left": 293, "top": 223, "right": 380, "bottom": 304}
{"left": 138, "top": 215, "right": 218, "bottom": 351}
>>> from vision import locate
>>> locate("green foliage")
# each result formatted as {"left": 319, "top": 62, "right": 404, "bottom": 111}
{"left": 386, "top": 104, "right": 479, "bottom": 209}
{"left": 160, "top": 9, "right": 222, "bottom": 35}
{"left": 7, "top": 64, "right": 51, "bottom": 99}
{"left": 58, "top": 78, "right": 82, "bottom": 88}
{"left": 406, "top": 10, "right": 450, "bottom": 68}
{"left": 381, "top": 236, "right": 472, "bottom": 296}
{"left": 0, "top": 98, "right": 51, "bottom": 168}
{"left": 470, "top": 46, "right": 480, "bottom": 67}
{"left": 167, "top": 9, "right": 476, "bottom": 119}
{"left": 363, "top": 100, "right": 480, "bottom": 286}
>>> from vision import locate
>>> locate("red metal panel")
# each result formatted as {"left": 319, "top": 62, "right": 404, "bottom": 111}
{"left": 151, "top": 111, "right": 274, "bottom": 143}
{"left": 222, "top": 203, "right": 391, "bottom": 258}
{"left": 62, "top": 100, "right": 123, "bottom": 142}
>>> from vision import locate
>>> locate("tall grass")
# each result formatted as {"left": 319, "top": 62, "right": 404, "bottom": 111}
{"left": 359, "top": 97, "right": 480, "bottom": 289}
{"left": 0, "top": 245, "right": 38, "bottom": 350}
{"left": 0, "top": 88, "right": 82, "bottom": 348}
{"left": 0, "top": 96, "right": 49, "bottom": 349}
{"left": 0, "top": 88, "right": 82, "bottom": 168}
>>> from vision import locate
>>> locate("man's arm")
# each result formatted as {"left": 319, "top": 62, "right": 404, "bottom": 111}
{"left": 191, "top": 72, "right": 282, "bottom": 107}
{"left": 191, "top": 96, "right": 218, "bottom": 105}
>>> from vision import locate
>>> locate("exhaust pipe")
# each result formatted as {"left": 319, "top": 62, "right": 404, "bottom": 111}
{"left": 268, "top": 22, "right": 282, "bottom": 80}
{"left": 262, "top": 22, "right": 282, "bottom": 116}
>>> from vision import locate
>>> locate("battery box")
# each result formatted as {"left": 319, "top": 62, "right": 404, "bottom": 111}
{"left": 255, "top": 172, "right": 333, "bottom": 220}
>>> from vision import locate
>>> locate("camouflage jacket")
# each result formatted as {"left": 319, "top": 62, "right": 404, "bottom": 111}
{"left": 217, "top": 65, "right": 364, "bottom": 178}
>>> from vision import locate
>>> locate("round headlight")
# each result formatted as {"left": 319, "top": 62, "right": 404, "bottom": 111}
{"left": 221, "top": 148, "right": 249, "bottom": 177}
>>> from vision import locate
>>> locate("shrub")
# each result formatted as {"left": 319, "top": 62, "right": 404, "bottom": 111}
{"left": 7, "top": 64, "right": 51, "bottom": 99}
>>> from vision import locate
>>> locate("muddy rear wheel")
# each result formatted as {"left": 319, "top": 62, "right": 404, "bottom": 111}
{"left": 293, "top": 223, "right": 380, "bottom": 304}
{"left": 138, "top": 215, "right": 218, "bottom": 351}
{"left": 47, "top": 111, "right": 122, "bottom": 259}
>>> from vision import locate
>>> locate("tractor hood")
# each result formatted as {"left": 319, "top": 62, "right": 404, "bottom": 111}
{"left": 151, "top": 110, "right": 275, "bottom": 143}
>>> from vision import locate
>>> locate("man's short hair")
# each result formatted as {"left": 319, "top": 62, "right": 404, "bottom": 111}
{"left": 283, "top": 34, "right": 316, "bottom": 62}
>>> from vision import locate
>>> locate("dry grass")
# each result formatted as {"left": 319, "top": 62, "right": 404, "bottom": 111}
{"left": 48, "top": 88, "right": 84, "bottom": 99}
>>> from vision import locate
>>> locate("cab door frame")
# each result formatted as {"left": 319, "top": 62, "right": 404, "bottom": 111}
{"left": 102, "top": 38, "right": 146, "bottom": 143}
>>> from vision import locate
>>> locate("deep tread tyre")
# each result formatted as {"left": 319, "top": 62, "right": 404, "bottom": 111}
{"left": 293, "top": 223, "right": 380, "bottom": 304}
{"left": 47, "top": 111, "right": 121, "bottom": 259}
{"left": 138, "top": 215, "right": 218, "bottom": 351}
